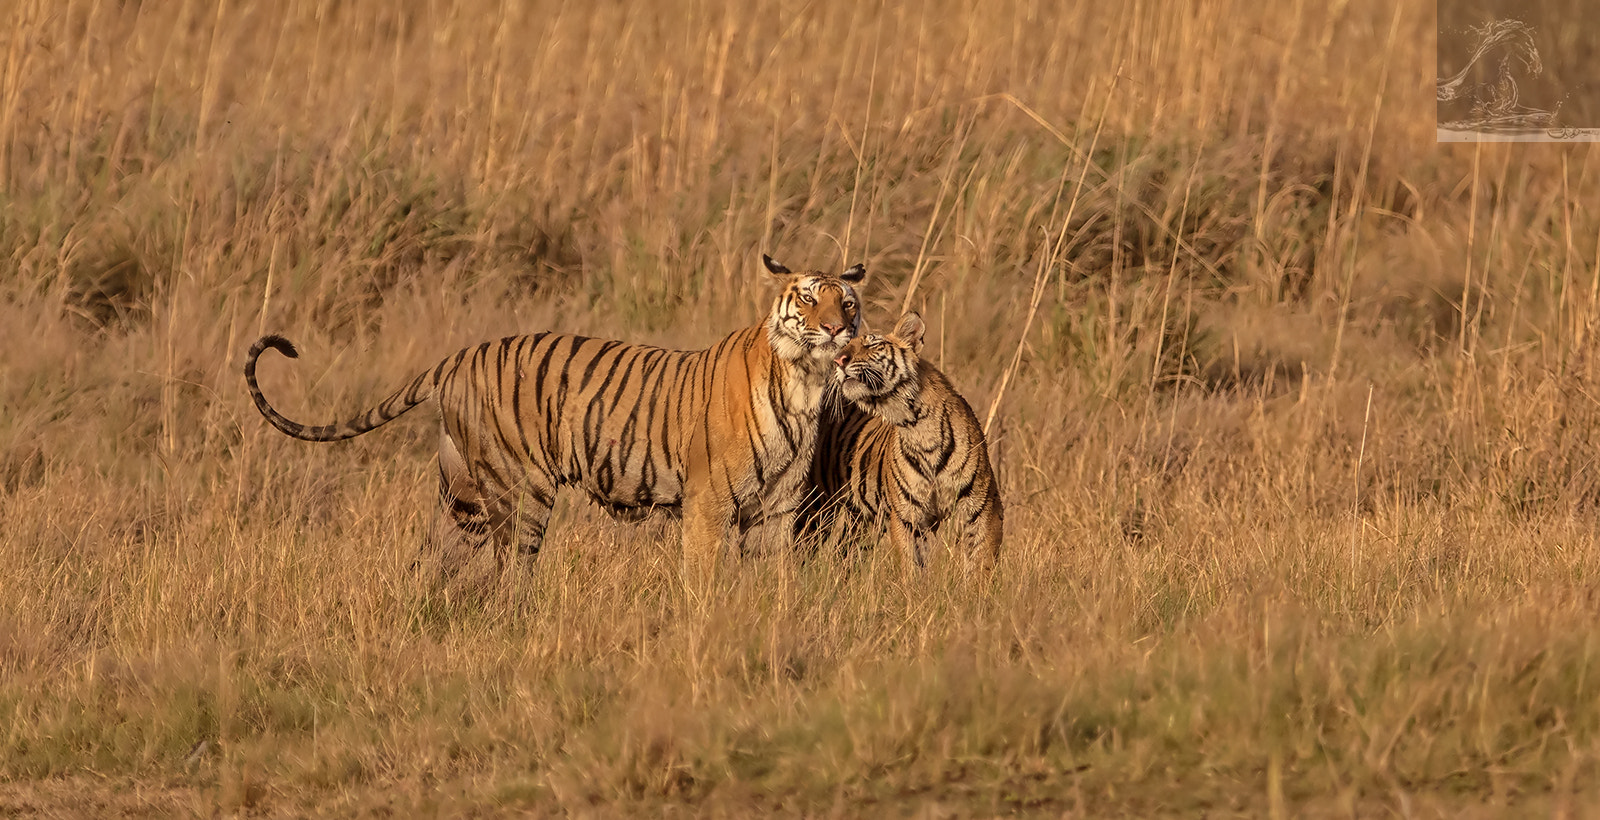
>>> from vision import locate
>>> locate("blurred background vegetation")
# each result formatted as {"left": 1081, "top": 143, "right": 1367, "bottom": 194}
{"left": 3, "top": 0, "right": 1600, "bottom": 815}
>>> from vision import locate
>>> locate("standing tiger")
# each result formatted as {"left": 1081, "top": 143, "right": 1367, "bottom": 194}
{"left": 801, "top": 312, "right": 1002, "bottom": 569}
{"left": 244, "top": 255, "right": 866, "bottom": 589}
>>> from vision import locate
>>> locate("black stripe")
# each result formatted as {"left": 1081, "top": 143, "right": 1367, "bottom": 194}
{"left": 550, "top": 337, "right": 583, "bottom": 474}
{"left": 901, "top": 449, "right": 932, "bottom": 481}
{"left": 639, "top": 457, "right": 657, "bottom": 505}
{"left": 530, "top": 334, "right": 564, "bottom": 402}
{"left": 578, "top": 339, "right": 626, "bottom": 392}
{"left": 670, "top": 353, "right": 699, "bottom": 469}
{"left": 476, "top": 343, "right": 525, "bottom": 468}
{"left": 892, "top": 477, "right": 929, "bottom": 520}
{"left": 962, "top": 498, "right": 988, "bottom": 527}
{"left": 432, "top": 347, "right": 466, "bottom": 383}
{"left": 954, "top": 472, "right": 979, "bottom": 503}
{"left": 495, "top": 337, "right": 512, "bottom": 391}
{"left": 510, "top": 336, "right": 536, "bottom": 461}
{"left": 746, "top": 419, "right": 766, "bottom": 486}
{"left": 768, "top": 359, "right": 800, "bottom": 452}
{"left": 582, "top": 342, "right": 632, "bottom": 464}
{"left": 931, "top": 412, "right": 955, "bottom": 473}
{"left": 616, "top": 350, "right": 660, "bottom": 499}
{"left": 476, "top": 456, "right": 512, "bottom": 495}
{"left": 485, "top": 408, "right": 523, "bottom": 479}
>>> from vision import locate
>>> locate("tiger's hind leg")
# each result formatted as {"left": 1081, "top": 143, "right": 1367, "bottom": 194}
{"left": 416, "top": 429, "right": 493, "bottom": 584}
{"left": 484, "top": 483, "right": 556, "bottom": 577}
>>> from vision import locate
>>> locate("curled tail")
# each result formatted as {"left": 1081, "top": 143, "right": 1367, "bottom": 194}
{"left": 245, "top": 334, "right": 436, "bottom": 442}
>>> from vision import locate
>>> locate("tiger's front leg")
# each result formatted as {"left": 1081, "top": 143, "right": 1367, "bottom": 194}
{"left": 791, "top": 488, "right": 835, "bottom": 561}
{"left": 681, "top": 487, "right": 734, "bottom": 607}
{"left": 887, "top": 514, "right": 927, "bottom": 572}
{"left": 737, "top": 509, "right": 799, "bottom": 559}
{"left": 681, "top": 419, "right": 737, "bottom": 606}
{"left": 972, "top": 502, "right": 1003, "bottom": 571}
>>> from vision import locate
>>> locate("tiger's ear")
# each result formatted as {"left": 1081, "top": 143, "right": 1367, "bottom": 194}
{"left": 762, "top": 254, "right": 792, "bottom": 276}
{"left": 893, "top": 312, "right": 926, "bottom": 355}
{"left": 840, "top": 262, "right": 867, "bottom": 283}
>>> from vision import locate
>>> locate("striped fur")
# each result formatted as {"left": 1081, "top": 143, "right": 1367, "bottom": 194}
{"left": 802, "top": 312, "right": 1002, "bottom": 568}
{"left": 245, "top": 255, "right": 866, "bottom": 584}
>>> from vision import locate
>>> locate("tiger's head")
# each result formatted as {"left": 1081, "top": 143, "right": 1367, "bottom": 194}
{"left": 763, "top": 254, "right": 867, "bottom": 368}
{"left": 832, "top": 312, "right": 925, "bottom": 417}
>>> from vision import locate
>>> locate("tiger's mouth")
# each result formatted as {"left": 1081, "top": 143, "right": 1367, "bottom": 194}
{"left": 804, "top": 330, "right": 855, "bottom": 360}
{"left": 834, "top": 363, "right": 889, "bottom": 399}
{"left": 815, "top": 325, "right": 855, "bottom": 345}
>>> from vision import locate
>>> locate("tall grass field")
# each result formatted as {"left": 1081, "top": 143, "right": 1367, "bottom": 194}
{"left": 5, "top": 0, "right": 1600, "bottom": 815}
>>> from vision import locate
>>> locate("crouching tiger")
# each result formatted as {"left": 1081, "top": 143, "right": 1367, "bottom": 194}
{"left": 801, "top": 312, "right": 1002, "bottom": 569}
{"left": 244, "top": 255, "right": 866, "bottom": 589}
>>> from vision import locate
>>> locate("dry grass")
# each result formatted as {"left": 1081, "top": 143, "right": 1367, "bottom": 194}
{"left": 5, "top": 0, "right": 1600, "bottom": 816}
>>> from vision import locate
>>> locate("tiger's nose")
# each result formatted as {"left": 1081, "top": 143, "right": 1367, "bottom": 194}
{"left": 834, "top": 351, "right": 852, "bottom": 368}
{"left": 821, "top": 322, "right": 845, "bottom": 336}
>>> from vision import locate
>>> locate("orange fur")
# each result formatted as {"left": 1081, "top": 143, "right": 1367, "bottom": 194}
{"left": 245, "top": 255, "right": 867, "bottom": 591}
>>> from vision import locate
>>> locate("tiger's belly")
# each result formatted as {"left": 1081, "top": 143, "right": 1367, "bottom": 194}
{"left": 569, "top": 445, "right": 684, "bottom": 512}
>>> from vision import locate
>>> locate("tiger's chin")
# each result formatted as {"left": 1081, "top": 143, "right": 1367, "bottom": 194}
{"left": 837, "top": 378, "right": 873, "bottom": 403}
{"left": 835, "top": 366, "right": 889, "bottom": 402}
{"left": 770, "top": 330, "right": 852, "bottom": 370}
{"left": 809, "top": 338, "right": 848, "bottom": 361}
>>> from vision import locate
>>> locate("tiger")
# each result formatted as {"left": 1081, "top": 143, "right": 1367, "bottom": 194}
{"left": 244, "top": 254, "right": 866, "bottom": 591}
{"left": 801, "top": 311, "right": 1003, "bottom": 569}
